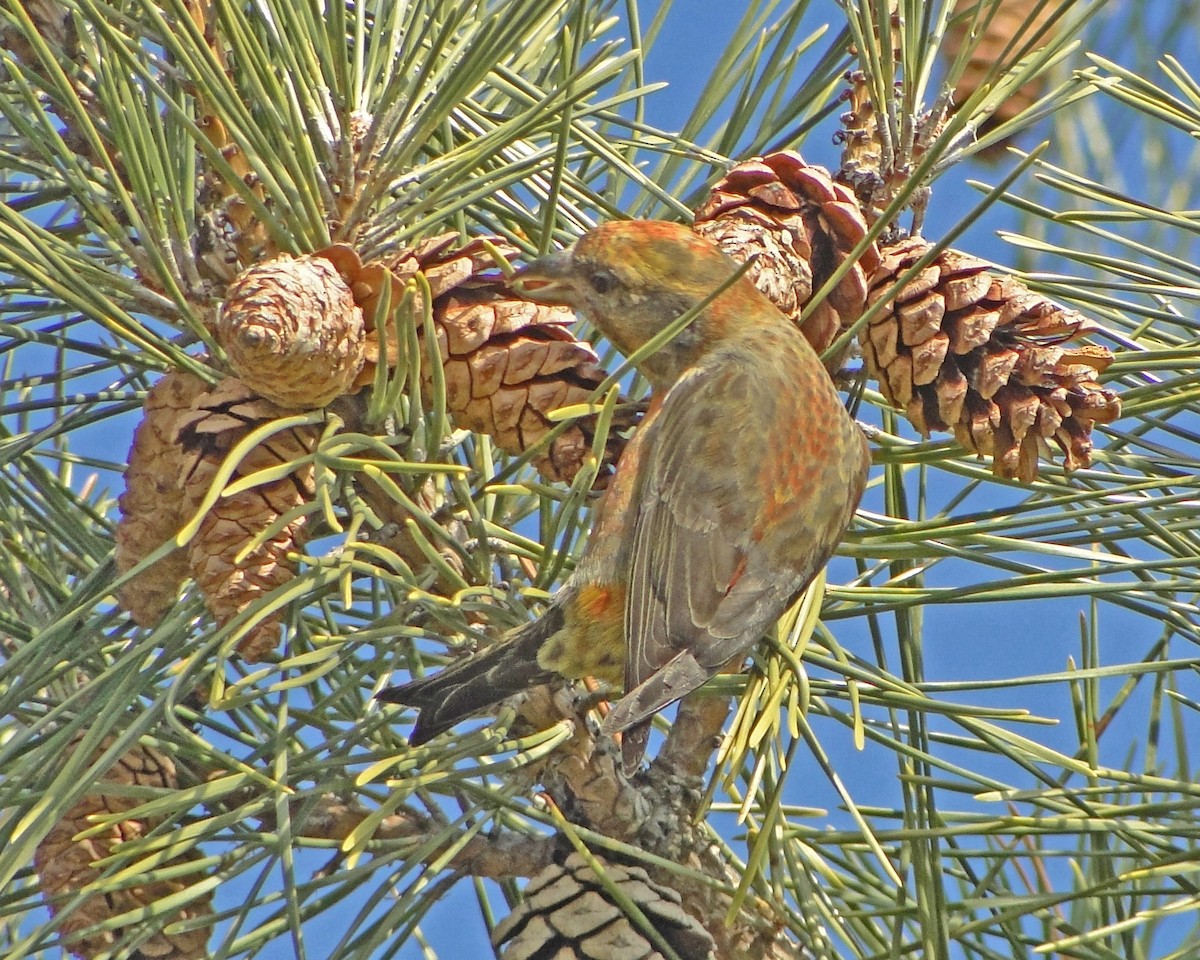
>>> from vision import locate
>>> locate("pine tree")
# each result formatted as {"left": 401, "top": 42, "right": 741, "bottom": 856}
{"left": 2, "top": 2, "right": 1199, "bottom": 958}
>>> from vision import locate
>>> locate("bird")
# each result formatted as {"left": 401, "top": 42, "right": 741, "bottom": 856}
{"left": 377, "top": 220, "right": 870, "bottom": 770}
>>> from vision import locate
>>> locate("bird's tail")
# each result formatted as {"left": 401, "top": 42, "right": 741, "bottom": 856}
{"left": 376, "top": 604, "right": 563, "bottom": 745}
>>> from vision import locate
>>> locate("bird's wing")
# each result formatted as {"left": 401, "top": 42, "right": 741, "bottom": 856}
{"left": 601, "top": 318, "right": 870, "bottom": 773}
{"left": 604, "top": 350, "right": 822, "bottom": 739}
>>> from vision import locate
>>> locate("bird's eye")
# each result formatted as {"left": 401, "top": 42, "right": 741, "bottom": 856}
{"left": 588, "top": 270, "right": 616, "bottom": 295}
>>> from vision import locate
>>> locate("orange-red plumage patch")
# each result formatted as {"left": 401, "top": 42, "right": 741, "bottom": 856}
{"left": 577, "top": 583, "right": 620, "bottom": 622}
{"left": 727, "top": 553, "right": 749, "bottom": 591}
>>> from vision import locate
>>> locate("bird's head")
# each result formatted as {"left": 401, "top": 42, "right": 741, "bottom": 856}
{"left": 515, "top": 220, "right": 759, "bottom": 389}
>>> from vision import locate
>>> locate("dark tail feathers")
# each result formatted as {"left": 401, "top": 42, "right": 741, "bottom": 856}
{"left": 376, "top": 605, "right": 563, "bottom": 745}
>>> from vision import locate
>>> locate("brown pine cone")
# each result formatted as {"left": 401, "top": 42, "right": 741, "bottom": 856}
{"left": 317, "top": 238, "right": 625, "bottom": 484}
{"left": 175, "top": 378, "right": 318, "bottom": 660}
{"left": 115, "top": 370, "right": 209, "bottom": 626}
{"left": 493, "top": 852, "right": 716, "bottom": 960}
{"left": 864, "top": 238, "right": 1121, "bottom": 480}
{"left": 34, "top": 736, "right": 213, "bottom": 960}
{"left": 945, "top": 0, "right": 1058, "bottom": 142}
{"left": 693, "top": 150, "right": 881, "bottom": 374}
{"left": 216, "top": 254, "right": 365, "bottom": 410}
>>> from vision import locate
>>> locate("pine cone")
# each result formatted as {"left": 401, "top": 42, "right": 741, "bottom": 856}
{"left": 116, "top": 370, "right": 209, "bottom": 626}
{"left": 493, "top": 852, "right": 716, "bottom": 960}
{"left": 864, "top": 238, "right": 1121, "bottom": 480}
{"left": 946, "top": 0, "right": 1057, "bottom": 142}
{"left": 175, "top": 378, "right": 317, "bottom": 660}
{"left": 317, "top": 238, "right": 625, "bottom": 483}
{"left": 693, "top": 150, "right": 881, "bottom": 374}
{"left": 216, "top": 254, "right": 365, "bottom": 410}
{"left": 34, "top": 736, "right": 213, "bottom": 960}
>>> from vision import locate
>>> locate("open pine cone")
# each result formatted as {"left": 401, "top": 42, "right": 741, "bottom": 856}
{"left": 864, "top": 238, "right": 1121, "bottom": 480}
{"left": 116, "top": 373, "right": 316, "bottom": 660}
{"left": 693, "top": 150, "right": 881, "bottom": 375}
{"left": 174, "top": 378, "right": 318, "bottom": 661}
{"left": 318, "top": 237, "right": 627, "bottom": 484}
{"left": 34, "top": 736, "right": 212, "bottom": 960}
{"left": 116, "top": 369, "right": 209, "bottom": 626}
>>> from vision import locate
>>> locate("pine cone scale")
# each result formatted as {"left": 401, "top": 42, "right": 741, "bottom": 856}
{"left": 899, "top": 294, "right": 945, "bottom": 346}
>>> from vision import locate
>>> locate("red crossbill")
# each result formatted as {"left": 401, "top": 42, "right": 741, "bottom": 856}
{"left": 378, "top": 220, "right": 870, "bottom": 769}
